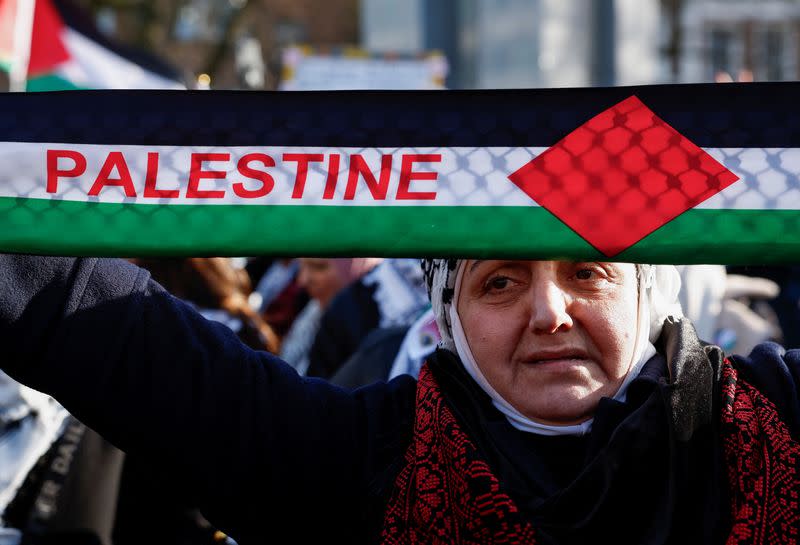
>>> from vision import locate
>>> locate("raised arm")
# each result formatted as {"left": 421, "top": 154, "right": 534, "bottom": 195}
{"left": 0, "top": 255, "right": 416, "bottom": 543}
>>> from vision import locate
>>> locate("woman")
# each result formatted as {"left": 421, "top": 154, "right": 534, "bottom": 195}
{"left": 280, "top": 257, "right": 380, "bottom": 374}
{"left": 133, "top": 257, "right": 280, "bottom": 353}
{"left": 0, "top": 255, "right": 798, "bottom": 544}
{"left": 306, "top": 258, "right": 429, "bottom": 379}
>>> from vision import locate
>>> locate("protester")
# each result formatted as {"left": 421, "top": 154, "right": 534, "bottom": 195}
{"left": 1, "top": 371, "right": 131, "bottom": 545}
{"left": 677, "top": 265, "right": 781, "bottom": 354}
{"left": 250, "top": 259, "right": 308, "bottom": 340}
{"left": 279, "top": 257, "right": 380, "bottom": 374}
{"left": 306, "top": 258, "right": 429, "bottom": 378}
{"left": 727, "top": 265, "right": 800, "bottom": 348}
{"left": 328, "top": 326, "right": 408, "bottom": 389}
{"left": 134, "top": 257, "right": 279, "bottom": 353}
{"left": 1, "top": 255, "right": 799, "bottom": 544}
{"left": 330, "top": 308, "right": 440, "bottom": 389}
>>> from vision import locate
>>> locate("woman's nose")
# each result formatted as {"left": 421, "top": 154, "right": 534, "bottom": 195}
{"left": 529, "top": 281, "right": 573, "bottom": 334}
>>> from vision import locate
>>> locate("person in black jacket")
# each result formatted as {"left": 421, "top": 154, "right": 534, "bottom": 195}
{"left": 306, "top": 258, "right": 428, "bottom": 379}
{"left": 1, "top": 255, "right": 799, "bottom": 545}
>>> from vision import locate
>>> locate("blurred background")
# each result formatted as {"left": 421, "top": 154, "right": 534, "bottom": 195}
{"left": 2, "top": 0, "right": 798, "bottom": 92}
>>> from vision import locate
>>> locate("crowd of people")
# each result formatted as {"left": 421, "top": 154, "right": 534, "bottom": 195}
{"left": 0, "top": 254, "right": 797, "bottom": 544}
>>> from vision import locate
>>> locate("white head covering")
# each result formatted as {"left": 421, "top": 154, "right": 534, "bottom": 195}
{"left": 420, "top": 259, "right": 684, "bottom": 436}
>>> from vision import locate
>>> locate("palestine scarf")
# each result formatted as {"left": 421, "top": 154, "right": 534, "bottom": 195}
{"left": 0, "top": 83, "right": 798, "bottom": 262}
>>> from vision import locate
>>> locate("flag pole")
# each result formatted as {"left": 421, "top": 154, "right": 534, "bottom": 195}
{"left": 9, "top": 0, "right": 36, "bottom": 92}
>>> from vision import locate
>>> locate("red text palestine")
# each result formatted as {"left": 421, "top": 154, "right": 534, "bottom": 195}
{"left": 46, "top": 149, "right": 442, "bottom": 200}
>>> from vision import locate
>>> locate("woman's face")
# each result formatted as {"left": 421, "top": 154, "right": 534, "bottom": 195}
{"left": 457, "top": 260, "right": 639, "bottom": 426}
{"left": 297, "top": 258, "right": 349, "bottom": 309}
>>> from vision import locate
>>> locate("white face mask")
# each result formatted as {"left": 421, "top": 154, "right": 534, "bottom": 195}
{"left": 448, "top": 263, "right": 657, "bottom": 436}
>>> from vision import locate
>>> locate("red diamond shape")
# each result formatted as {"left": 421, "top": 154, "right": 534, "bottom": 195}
{"left": 508, "top": 95, "right": 740, "bottom": 257}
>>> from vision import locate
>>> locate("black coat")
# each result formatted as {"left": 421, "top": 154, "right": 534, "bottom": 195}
{"left": 329, "top": 326, "right": 408, "bottom": 389}
{"left": 0, "top": 256, "right": 416, "bottom": 544}
{"left": 2, "top": 255, "right": 799, "bottom": 544}
{"left": 306, "top": 278, "right": 381, "bottom": 379}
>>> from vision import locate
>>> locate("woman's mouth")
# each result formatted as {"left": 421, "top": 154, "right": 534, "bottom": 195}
{"left": 522, "top": 350, "right": 590, "bottom": 368}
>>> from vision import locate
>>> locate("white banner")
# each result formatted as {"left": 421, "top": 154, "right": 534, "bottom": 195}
{"left": 1, "top": 142, "right": 799, "bottom": 209}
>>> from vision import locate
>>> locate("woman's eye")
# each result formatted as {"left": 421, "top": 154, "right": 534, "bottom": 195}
{"left": 575, "top": 269, "right": 593, "bottom": 280}
{"left": 487, "top": 276, "right": 511, "bottom": 291}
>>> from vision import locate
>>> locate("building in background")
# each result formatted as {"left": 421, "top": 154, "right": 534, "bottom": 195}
{"left": 362, "top": 0, "right": 800, "bottom": 89}
{"left": 361, "top": 0, "right": 663, "bottom": 88}
{"left": 6, "top": 0, "right": 797, "bottom": 91}
{"left": 677, "top": 0, "right": 800, "bottom": 82}
{"left": 62, "top": 0, "right": 359, "bottom": 89}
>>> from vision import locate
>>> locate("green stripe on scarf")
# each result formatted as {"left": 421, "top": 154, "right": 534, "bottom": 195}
{"left": 1, "top": 197, "right": 798, "bottom": 262}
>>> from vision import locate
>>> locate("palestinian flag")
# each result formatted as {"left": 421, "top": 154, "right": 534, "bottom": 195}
{"left": 0, "top": 0, "right": 183, "bottom": 91}
{"left": 0, "top": 83, "right": 798, "bottom": 263}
